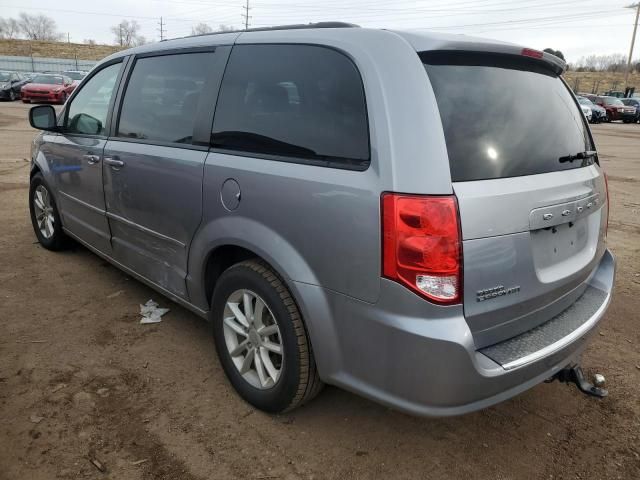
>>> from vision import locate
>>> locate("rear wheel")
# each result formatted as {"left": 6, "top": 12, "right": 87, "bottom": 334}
{"left": 29, "top": 173, "right": 70, "bottom": 251}
{"left": 211, "top": 260, "right": 323, "bottom": 413}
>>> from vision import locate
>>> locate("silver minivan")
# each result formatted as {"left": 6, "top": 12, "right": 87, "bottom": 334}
{"left": 27, "top": 23, "right": 615, "bottom": 416}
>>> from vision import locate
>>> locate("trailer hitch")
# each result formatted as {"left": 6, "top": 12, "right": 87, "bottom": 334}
{"left": 546, "top": 364, "right": 608, "bottom": 398}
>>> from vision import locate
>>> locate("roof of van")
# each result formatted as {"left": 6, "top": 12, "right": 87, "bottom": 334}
{"left": 103, "top": 23, "right": 565, "bottom": 73}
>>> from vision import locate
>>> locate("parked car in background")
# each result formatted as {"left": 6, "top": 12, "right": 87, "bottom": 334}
{"left": 21, "top": 74, "right": 75, "bottom": 104}
{"left": 578, "top": 103, "right": 592, "bottom": 122}
{"left": 621, "top": 98, "right": 640, "bottom": 123}
{"left": 26, "top": 25, "right": 614, "bottom": 417}
{"left": 576, "top": 96, "right": 605, "bottom": 123}
{"left": 0, "top": 71, "right": 29, "bottom": 101}
{"left": 585, "top": 95, "right": 636, "bottom": 122}
{"left": 62, "top": 70, "right": 88, "bottom": 87}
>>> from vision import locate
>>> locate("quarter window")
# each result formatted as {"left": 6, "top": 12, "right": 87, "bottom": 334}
{"left": 117, "top": 53, "right": 213, "bottom": 144}
{"left": 65, "top": 62, "right": 121, "bottom": 136}
{"left": 212, "top": 44, "right": 369, "bottom": 168}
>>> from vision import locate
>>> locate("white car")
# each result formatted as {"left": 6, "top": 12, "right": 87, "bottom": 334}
{"left": 580, "top": 104, "right": 592, "bottom": 122}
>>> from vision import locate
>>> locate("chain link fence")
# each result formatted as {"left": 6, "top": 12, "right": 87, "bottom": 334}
{"left": 0, "top": 55, "right": 97, "bottom": 73}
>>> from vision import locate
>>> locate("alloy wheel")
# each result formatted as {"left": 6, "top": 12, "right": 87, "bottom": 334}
{"left": 33, "top": 185, "right": 55, "bottom": 239}
{"left": 222, "top": 289, "right": 283, "bottom": 389}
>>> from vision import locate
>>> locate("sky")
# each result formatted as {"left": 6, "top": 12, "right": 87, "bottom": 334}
{"left": 0, "top": 0, "right": 638, "bottom": 63}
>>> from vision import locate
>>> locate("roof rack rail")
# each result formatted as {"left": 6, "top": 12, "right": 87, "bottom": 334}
{"left": 180, "top": 22, "right": 359, "bottom": 40}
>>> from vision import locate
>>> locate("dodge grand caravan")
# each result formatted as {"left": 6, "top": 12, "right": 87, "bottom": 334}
{"left": 27, "top": 23, "right": 615, "bottom": 416}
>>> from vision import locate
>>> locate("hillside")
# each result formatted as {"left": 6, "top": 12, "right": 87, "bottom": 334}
{"left": 0, "top": 38, "right": 124, "bottom": 60}
{"left": 562, "top": 71, "right": 640, "bottom": 94}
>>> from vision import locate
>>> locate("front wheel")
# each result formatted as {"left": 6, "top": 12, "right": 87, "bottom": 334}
{"left": 29, "top": 173, "right": 70, "bottom": 250}
{"left": 212, "top": 260, "right": 323, "bottom": 413}
{"left": 9, "top": 90, "right": 16, "bottom": 101}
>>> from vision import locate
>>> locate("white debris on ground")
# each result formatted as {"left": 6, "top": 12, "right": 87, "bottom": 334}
{"left": 139, "top": 299, "right": 170, "bottom": 324}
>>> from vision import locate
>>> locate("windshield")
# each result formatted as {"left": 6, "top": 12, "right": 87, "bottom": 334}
{"left": 0, "top": 72, "right": 11, "bottom": 82}
{"left": 578, "top": 97, "right": 593, "bottom": 106}
{"left": 64, "top": 71, "right": 85, "bottom": 80}
{"left": 32, "top": 75, "right": 63, "bottom": 85}
{"left": 422, "top": 51, "right": 593, "bottom": 182}
{"left": 603, "top": 97, "right": 623, "bottom": 106}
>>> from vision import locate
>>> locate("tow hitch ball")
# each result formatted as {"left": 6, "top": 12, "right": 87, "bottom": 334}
{"left": 546, "top": 364, "right": 608, "bottom": 398}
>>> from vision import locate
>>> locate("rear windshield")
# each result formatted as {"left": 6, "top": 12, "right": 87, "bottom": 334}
{"left": 422, "top": 51, "right": 593, "bottom": 182}
{"left": 603, "top": 97, "right": 623, "bottom": 106}
{"left": 64, "top": 71, "right": 85, "bottom": 80}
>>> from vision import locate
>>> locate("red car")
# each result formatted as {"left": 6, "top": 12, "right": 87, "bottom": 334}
{"left": 21, "top": 74, "right": 76, "bottom": 104}
{"left": 584, "top": 94, "right": 636, "bottom": 122}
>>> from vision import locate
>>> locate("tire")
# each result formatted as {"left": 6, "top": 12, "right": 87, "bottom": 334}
{"left": 29, "top": 172, "right": 70, "bottom": 251}
{"left": 59, "top": 92, "right": 67, "bottom": 105}
{"left": 22, "top": 99, "right": 30, "bottom": 104}
{"left": 211, "top": 259, "right": 323, "bottom": 413}
{"left": 9, "top": 90, "right": 16, "bottom": 101}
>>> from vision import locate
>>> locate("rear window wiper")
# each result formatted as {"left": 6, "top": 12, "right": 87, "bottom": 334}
{"left": 558, "top": 150, "right": 597, "bottom": 163}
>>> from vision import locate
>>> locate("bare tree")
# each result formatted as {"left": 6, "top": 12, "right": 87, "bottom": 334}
{"left": 84, "top": 38, "right": 97, "bottom": 45}
{"left": 217, "top": 24, "right": 234, "bottom": 32}
{"left": 111, "top": 19, "right": 145, "bottom": 47}
{"left": 18, "top": 13, "right": 61, "bottom": 41}
{"left": 191, "top": 23, "right": 213, "bottom": 35}
{"left": 0, "top": 17, "right": 21, "bottom": 39}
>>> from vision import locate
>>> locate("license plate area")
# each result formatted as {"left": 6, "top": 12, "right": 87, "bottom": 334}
{"left": 531, "top": 220, "right": 587, "bottom": 263}
{"left": 530, "top": 212, "right": 601, "bottom": 284}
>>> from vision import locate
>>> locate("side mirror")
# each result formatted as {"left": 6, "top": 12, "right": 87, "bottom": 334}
{"left": 29, "top": 105, "right": 57, "bottom": 131}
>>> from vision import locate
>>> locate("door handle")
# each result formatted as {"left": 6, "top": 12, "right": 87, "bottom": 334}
{"left": 83, "top": 154, "right": 101, "bottom": 165}
{"left": 104, "top": 157, "right": 125, "bottom": 169}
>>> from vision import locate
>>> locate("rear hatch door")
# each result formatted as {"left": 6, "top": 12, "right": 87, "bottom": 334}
{"left": 422, "top": 51, "right": 608, "bottom": 348}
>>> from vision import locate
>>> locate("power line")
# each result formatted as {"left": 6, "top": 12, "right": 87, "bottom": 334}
{"left": 158, "top": 16, "right": 166, "bottom": 40}
{"left": 625, "top": 2, "right": 640, "bottom": 89}
{"left": 242, "top": 0, "right": 251, "bottom": 30}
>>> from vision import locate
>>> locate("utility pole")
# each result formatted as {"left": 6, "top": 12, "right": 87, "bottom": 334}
{"left": 67, "top": 32, "right": 70, "bottom": 44}
{"left": 241, "top": 0, "right": 251, "bottom": 30}
{"left": 158, "top": 16, "right": 166, "bottom": 41}
{"left": 624, "top": 2, "right": 640, "bottom": 90}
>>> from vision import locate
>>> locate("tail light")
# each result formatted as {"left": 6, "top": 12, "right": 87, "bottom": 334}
{"left": 381, "top": 193, "right": 462, "bottom": 304}
{"left": 521, "top": 48, "right": 544, "bottom": 59}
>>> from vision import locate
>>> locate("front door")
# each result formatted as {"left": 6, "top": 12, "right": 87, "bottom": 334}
{"left": 50, "top": 61, "right": 124, "bottom": 254}
{"left": 103, "top": 51, "right": 223, "bottom": 299}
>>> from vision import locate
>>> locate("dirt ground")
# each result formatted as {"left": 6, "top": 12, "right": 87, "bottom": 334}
{"left": 0, "top": 101, "right": 638, "bottom": 480}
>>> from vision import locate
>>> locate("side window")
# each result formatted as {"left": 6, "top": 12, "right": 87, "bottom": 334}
{"left": 116, "top": 52, "right": 213, "bottom": 144}
{"left": 65, "top": 62, "right": 121, "bottom": 136}
{"left": 212, "top": 44, "right": 369, "bottom": 168}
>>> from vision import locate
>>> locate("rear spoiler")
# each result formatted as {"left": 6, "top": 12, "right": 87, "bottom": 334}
{"left": 420, "top": 47, "right": 566, "bottom": 76}
{"left": 395, "top": 31, "right": 567, "bottom": 75}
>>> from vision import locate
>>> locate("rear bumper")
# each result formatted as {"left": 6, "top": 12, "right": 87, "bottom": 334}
{"left": 298, "top": 249, "right": 615, "bottom": 417}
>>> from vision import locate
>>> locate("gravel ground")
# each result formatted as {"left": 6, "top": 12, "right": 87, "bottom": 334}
{"left": 1, "top": 101, "right": 639, "bottom": 480}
